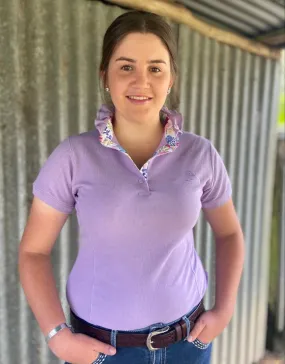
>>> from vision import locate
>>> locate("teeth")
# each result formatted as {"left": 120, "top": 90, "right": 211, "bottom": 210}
{"left": 128, "top": 96, "right": 150, "bottom": 100}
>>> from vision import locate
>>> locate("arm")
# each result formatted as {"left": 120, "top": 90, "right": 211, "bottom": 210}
{"left": 18, "top": 197, "right": 70, "bottom": 338}
{"left": 188, "top": 198, "right": 245, "bottom": 342}
{"left": 204, "top": 198, "right": 245, "bottom": 317}
{"left": 18, "top": 197, "right": 116, "bottom": 363}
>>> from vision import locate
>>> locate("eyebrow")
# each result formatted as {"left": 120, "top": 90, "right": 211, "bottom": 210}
{"left": 115, "top": 57, "right": 167, "bottom": 64}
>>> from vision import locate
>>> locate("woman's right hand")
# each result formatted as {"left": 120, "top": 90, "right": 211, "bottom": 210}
{"left": 47, "top": 327, "right": 117, "bottom": 364}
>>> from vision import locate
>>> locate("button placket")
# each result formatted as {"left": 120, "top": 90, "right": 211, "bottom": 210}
{"left": 97, "top": 113, "right": 182, "bottom": 188}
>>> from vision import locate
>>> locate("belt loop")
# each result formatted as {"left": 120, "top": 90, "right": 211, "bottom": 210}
{"left": 110, "top": 330, "right": 118, "bottom": 348}
{"left": 181, "top": 315, "right": 191, "bottom": 341}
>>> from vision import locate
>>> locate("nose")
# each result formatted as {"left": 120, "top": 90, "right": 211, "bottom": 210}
{"left": 133, "top": 69, "right": 150, "bottom": 88}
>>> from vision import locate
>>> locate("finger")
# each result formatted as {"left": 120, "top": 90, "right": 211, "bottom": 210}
{"left": 88, "top": 336, "right": 117, "bottom": 356}
{"left": 187, "top": 318, "right": 206, "bottom": 342}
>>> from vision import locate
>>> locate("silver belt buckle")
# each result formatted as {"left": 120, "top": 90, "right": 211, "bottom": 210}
{"left": 146, "top": 325, "right": 170, "bottom": 351}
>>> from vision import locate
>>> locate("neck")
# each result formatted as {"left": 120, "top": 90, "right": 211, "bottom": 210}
{"left": 112, "top": 110, "right": 165, "bottom": 147}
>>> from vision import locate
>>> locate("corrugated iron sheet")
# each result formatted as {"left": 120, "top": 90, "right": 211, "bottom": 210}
{"left": 178, "top": 23, "right": 281, "bottom": 364}
{"left": 179, "top": 0, "right": 285, "bottom": 47}
{"left": 276, "top": 133, "right": 285, "bottom": 333}
{"left": 0, "top": 0, "right": 281, "bottom": 363}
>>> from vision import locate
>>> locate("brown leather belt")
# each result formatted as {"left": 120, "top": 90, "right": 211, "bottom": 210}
{"left": 70, "top": 301, "right": 205, "bottom": 351}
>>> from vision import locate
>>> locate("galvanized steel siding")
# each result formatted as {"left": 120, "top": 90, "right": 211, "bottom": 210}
{"left": 178, "top": 23, "right": 281, "bottom": 364}
{"left": 179, "top": 0, "right": 285, "bottom": 37}
{"left": 0, "top": 1, "right": 281, "bottom": 363}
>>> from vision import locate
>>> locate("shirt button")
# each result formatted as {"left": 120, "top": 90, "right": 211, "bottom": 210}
{"left": 138, "top": 178, "right": 144, "bottom": 184}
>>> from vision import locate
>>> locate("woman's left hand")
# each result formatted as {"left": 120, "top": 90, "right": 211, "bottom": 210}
{"left": 187, "top": 308, "right": 233, "bottom": 344}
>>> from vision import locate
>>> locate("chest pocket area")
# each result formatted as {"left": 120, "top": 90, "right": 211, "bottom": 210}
{"left": 148, "top": 170, "right": 201, "bottom": 195}
{"left": 183, "top": 170, "right": 200, "bottom": 189}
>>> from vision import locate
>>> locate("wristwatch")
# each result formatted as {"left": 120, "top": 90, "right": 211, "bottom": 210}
{"left": 45, "top": 322, "right": 72, "bottom": 343}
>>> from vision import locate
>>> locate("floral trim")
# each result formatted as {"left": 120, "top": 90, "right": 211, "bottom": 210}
{"left": 99, "top": 119, "right": 126, "bottom": 153}
{"left": 97, "top": 109, "right": 182, "bottom": 180}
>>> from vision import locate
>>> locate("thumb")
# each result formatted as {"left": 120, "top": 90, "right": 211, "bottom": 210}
{"left": 91, "top": 338, "right": 117, "bottom": 356}
{"left": 187, "top": 317, "right": 206, "bottom": 342}
{"left": 83, "top": 335, "right": 116, "bottom": 356}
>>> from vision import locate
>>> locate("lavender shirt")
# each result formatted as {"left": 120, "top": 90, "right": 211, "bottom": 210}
{"left": 33, "top": 105, "right": 232, "bottom": 330}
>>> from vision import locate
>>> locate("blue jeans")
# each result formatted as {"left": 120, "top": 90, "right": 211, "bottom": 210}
{"left": 65, "top": 304, "right": 212, "bottom": 364}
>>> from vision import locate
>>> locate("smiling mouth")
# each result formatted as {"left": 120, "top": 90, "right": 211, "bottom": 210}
{"left": 126, "top": 96, "right": 152, "bottom": 100}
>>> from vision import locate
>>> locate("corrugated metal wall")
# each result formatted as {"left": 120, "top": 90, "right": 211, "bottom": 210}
{"left": 0, "top": 0, "right": 281, "bottom": 363}
{"left": 178, "top": 25, "right": 281, "bottom": 364}
{"left": 276, "top": 134, "right": 285, "bottom": 334}
{"left": 179, "top": 0, "right": 285, "bottom": 38}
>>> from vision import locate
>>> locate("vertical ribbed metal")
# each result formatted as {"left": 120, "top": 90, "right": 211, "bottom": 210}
{"left": 177, "top": 20, "right": 281, "bottom": 364}
{"left": 254, "top": 59, "right": 281, "bottom": 362}
{"left": 226, "top": 47, "right": 241, "bottom": 364}
{"left": 235, "top": 51, "right": 250, "bottom": 364}
{"left": 0, "top": 1, "right": 282, "bottom": 363}
{"left": 215, "top": 43, "right": 231, "bottom": 364}
{"left": 243, "top": 55, "right": 262, "bottom": 364}
{"left": 277, "top": 158, "right": 285, "bottom": 332}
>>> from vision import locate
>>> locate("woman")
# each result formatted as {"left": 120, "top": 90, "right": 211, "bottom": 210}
{"left": 18, "top": 10, "right": 244, "bottom": 364}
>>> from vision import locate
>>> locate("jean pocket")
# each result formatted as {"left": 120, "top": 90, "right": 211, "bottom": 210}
{"left": 190, "top": 338, "right": 211, "bottom": 350}
{"left": 91, "top": 352, "right": 108, "bottom": 364}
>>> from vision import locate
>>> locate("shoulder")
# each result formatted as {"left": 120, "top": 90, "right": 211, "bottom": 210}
{"left": 45, "top": 130, "right": 99, "bottom": 163}
{"left": 67, "top": 129, "right": 100, "bottom": 154}
{"left": 178, "top": 131, "right": 223, "bottom": 181}
{"left": 180, "top": 131, "right": 211, "bottom": 146}
{"left": 69, "top": 129, "right": 99, "bottom": 146}
{"left": 51, "top": 130, "right": 99, "bottom": 152}
{"left": 179, "top": 131, "right": 211, "bottom": 156}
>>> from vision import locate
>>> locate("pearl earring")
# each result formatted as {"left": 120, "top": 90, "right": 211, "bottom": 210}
{"left": 167, "top": 88, "right": 171, "bottom": 94}
{"left": 105, "top": 87, "right": 110, "bottom": 92}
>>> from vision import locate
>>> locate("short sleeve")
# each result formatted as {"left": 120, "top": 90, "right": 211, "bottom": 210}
{"left": 201, "top": 142, "right": 232, "bottom": 209}
{"left": 32, "top": 137, "right": 75, "bottom": 214}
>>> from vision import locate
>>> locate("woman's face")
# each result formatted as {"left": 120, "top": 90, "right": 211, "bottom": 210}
{"left": 104, "top": 32, "right": 174, "bottom": 121}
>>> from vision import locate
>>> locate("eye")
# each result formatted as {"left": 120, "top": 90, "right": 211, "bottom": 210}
{"left": 121, "top": 65, "right": 133, "bottom": 71}
{"left": 150, "top": 67, "right": 161, "bottom": 73}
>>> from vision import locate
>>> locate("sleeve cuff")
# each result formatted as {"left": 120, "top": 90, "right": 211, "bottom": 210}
{"left": 33, "top": 185, "right": 74, "bottom": 214}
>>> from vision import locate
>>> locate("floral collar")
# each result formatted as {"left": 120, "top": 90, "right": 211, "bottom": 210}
{"left": 94, "top": 104, "right": 183, "bottom": 158}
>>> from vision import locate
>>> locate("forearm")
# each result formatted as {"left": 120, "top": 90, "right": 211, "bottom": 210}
{"left": 214, "top": 231, "right": 245, "bottom": 316}
{"left": 18, "top": 252, "right": 67, "bottom": 337}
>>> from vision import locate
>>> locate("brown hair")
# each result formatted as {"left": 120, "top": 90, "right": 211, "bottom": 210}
{"left": 99, "top": 10, "right": 180, "bottom": 110}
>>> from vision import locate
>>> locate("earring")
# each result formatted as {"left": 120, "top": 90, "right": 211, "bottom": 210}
{"left": 167, "top": 88, "right": 171, "bottom": 94}
{"left": 105, "top": 87, "right": 110, "bottom": 92}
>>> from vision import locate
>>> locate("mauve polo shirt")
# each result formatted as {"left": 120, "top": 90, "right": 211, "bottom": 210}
{"left": 32, "top": 104, "right": 232, "bottom": 330}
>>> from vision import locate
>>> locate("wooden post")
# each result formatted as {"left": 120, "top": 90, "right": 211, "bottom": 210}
{"left": 105, "top": 0, "right": 281, "bottom": 60}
